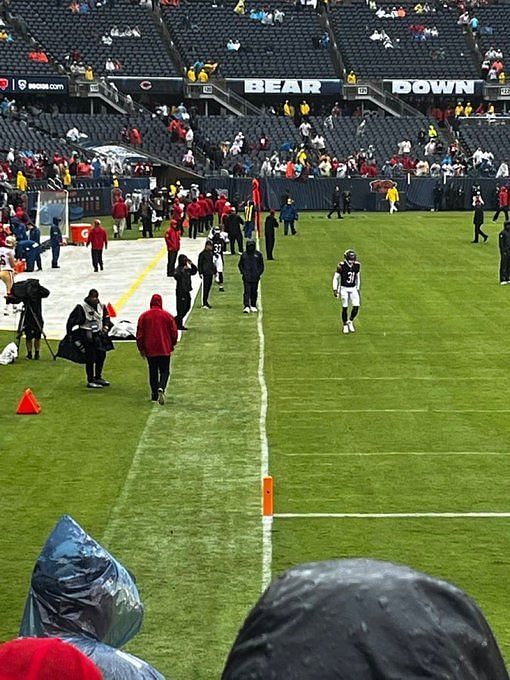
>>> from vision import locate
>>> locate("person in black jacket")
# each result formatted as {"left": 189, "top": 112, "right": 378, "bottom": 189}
{"left": 342, "top": 189, "right": 352, "bottom": 215}
{"left": 224, "top": 208, "right": 244, "bottom": 255}
{"left": 264, "top": 210, "right": 278, "bottom": 260}
{"left": 499, "top": 221, "right": 510, "bottom": 284}
{"left": 173, "top": 254, "right": 198, "bottom": 330}
{"left": 198, "top": 240, "right": 215, "bottom": 308}
{"left": 238, "top": 240, "right": 264, "bottom": 313}
{"left": 327, "top": 186, "right": 343, "bottom": 219}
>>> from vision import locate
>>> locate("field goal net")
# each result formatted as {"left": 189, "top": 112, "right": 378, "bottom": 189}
{"left": 36, "top": 190, "right": 69, "bottom": 238}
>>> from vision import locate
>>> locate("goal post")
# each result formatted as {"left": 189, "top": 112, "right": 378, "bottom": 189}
{"left": 36, "top": 190, "right": 69, "bottom": 238}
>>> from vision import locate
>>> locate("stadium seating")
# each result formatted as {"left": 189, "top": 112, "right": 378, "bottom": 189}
{"left": 0, "top": 18, "right": 60, "bottom": 75}
{"left": 329, "top": 0, "right": 479, "bottom": 79}
{"left": 162, "top": 0, "right": 337, "bottom": 78}
{"left": 10, "top": 0, "right": 180, "bottom": 77}
{"left": 458, "top": 119, "right": 507, "bottom": 166}
{"left": 475, "top": 7, "right": 510, "bottom": 73}
{"left": 0, "top": 115, "right": 73, "bottom": 159}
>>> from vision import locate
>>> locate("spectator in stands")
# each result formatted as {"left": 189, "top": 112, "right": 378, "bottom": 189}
{"left": 300, "top": 100, "right": 311, "bottom": 118}
{"left": 347, "top": 70, "right": 357, "bottom": 84}
{"left": 299, "top": 119, "right": 311, "bottom": 142}
{"left": 227, "top": 39, "right": 241, "bottom": 51}
{"left": 464, "top": 102, "right": 473, "bottom": 117}
{"left": 274, "top": 8, "right": 284, "bottom": 23}
{"left": 187, "top": 65, "right": 197, "bottom": 81}
{"left": 85, "top": 65, "right": 94, "bottom": 81}
{"left": 197, "top": 68, "right": 209, "bottom": 81}
{"left": 16, "top": 169, "right": 27, "bottom": 192}
{"left": 496, "top": 161, "right": 509, "bottom": 178}
{"left": 283, "top": 100, "right": 294, "bottom": 117}
{"left": 234, "top": 0, "right": 245, "bottom": 14}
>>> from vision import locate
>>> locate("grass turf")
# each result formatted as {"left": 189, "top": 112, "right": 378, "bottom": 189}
{"left": 2, "top": 210, "right": 510, "bottom": 675}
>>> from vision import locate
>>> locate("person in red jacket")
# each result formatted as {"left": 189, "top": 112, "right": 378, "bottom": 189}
{"left": 215, "top": 195, "right": 227, "bottom": 225}
{"left": 136, "top": 293, "right": 178, "bottom": 404}
{"left": 165, "top": 218, "right": 180, "bottom": 276}
{"left": 86, "top": 219, "right": 108, "bottom": 272}
{"left": 112, "top": 196, "right": 128, "bottom": 239}
{"left": 198, "top": 193, "right": 208, "bottom": 233}
{"left": 186, "top": 197, "right": 201, "bottom": 239}
{"left": 493, "top": 185, "right": 509, "bottom": 222}
{"left": 204, "top": 192, "right": 215, "bottom": 231}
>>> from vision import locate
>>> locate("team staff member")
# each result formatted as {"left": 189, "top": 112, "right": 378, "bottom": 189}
{"left": 342, "top": 189, "right": 352, "bottom": 214}
{"left": 186, "top": 197, "right": 201, "bottom": 239}
{"left": 50, "top": 217, "right": 62, "bottom": 268}
{"left": 280, "top": 198, "right": 298, "bottom": 235}
{"left": 264, "top": 210, "right": 278, "bottom": 260}
{"left": 472, "top": 194, "right": 488, "bottom": 243}
{"left": 385, "top": 184, "right": 400, "bottom": 214}
{"left": 165, "top": 218, "right": 180, "bottom": 276}
{"left": 86, "top": 219, "right": 108, "bottom": 272}
{"left": 29, "top": 222, "right": 42, "bottom": 270}
{"left": 493, "top": 185, "right": 509, "bottom": 222}
{"left": 327, "top": 186, "right": 343, "bottom": 219}
{"left": 198, "top": 240, "right": 215, "bottom": 308}
{"left": 238, "top": 239, "right": 264, "bottom": 313}
{"left": 66, "top": 288, "right": 113, "bottom": 388}
{"left": 136, "top": 293, "right": 178, "bottom": 404}
{"left": 224, "top": 207, "right": 244, "bottom": 255}
{"left": 112, "top": 196, "right": 128, "bottom": 239}
{"left": 333, "top": 249, "right": 361, "bottom": 334}
{"left": 173, "top": 254, "right": 198, "bottom": 330}
{"left": 499, "top": 221, "right": 510, "bottom": 284}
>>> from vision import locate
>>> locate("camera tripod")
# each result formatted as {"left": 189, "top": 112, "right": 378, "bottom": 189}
{"left": 14, "top": 301, "right": 57, "bottom": 361}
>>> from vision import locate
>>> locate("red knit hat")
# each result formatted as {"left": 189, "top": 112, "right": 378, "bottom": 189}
{"left": 0, "top": 638, "right": 103, "bottom": 680}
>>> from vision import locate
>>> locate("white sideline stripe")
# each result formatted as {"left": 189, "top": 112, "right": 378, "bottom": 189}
{"left": 274, "top": 376, "right": 505, "bottom": 382}
{"left": 280, "top": 451, "right": 509, "bottom": 457}
{"left": 274, "top": 512, "right": 510, "bottom": 519}
{"left": 278, "top": 408, "right": 510, "bottom": 414}
{"left": 101, "top": 405, "right": 159, "bottom": 545}
{"left": 256, "top": 237, "right": 272, "bottom": 592}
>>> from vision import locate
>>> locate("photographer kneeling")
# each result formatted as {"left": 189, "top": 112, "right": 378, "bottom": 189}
{"left": 66, "top": 289, "right": 113, "bottom": 389}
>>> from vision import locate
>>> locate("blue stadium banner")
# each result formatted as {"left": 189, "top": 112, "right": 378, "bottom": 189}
{"left": 228, "top": 79, "right": 343, "bottom": 96}
{"left": 384, "top": 79, "right": 484, "bottom": 96}
{"left": 0, "top": 75, "right": 68, "bottom": 94}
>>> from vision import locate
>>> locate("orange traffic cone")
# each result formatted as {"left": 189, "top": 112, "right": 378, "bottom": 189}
{"left": 16, "top": 388, "right": 41, "bottom": 415}
{"left": 106, "top": 303, "right": 117, "bottom": 318}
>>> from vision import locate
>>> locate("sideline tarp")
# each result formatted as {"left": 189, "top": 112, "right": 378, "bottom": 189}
{"left": 20, "top": 515, "right": 166, "bottom": 680}
{"left": 222, "top": 558, "right": 509, "bottom": 680}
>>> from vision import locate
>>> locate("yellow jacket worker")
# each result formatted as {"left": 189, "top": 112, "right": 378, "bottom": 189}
{"left": 16, "top": 171, "right": 27, "bottom": 192}
{"left": 385, "top": 185, "right": 400, "bottom": 214}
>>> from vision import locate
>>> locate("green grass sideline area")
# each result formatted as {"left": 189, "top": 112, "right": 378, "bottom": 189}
{"left": 2, "top": 211, "right": 510, "bottom": 676}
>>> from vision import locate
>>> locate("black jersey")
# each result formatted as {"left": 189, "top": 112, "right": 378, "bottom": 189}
{"left": 336, "top": 260, "right": 360, "bottom": 287}
{"left": 211, "top": 232, "right": 227, "bottom": 257}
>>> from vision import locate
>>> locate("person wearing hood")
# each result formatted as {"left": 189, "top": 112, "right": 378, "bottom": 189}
{"left": 173, "top": 254, "right": 198, "bottom": 330}
{"left": 198, "top": 240, "right": 215, "bottom": 308}
{"left": 86, "top": 219, "right": 108, "bottom": 272}
{"left": 279, "top": 197, "right": 298, "bottom": 236}
{"left": 264, "top": 209, "right": 278, "bottom": 260}
{"left": 136, "top": 294, "right": 178, "bottom": 404}
{"left": 238, "top": 239, "right": 264, "bottom": 313}
{"left": 165, "top": 218, "right": 181, "bottom": 277}
{"left": 222, "top": 558, "right": 510, "bottom": 680}
{"left": 66, "top": 289, "right": 113, "bottom": 389}
{"left": 49, "top": 216, "right": 63, "bottom": 269}
{"left": 16, "top": 169, "right": 28, "bottom": 192}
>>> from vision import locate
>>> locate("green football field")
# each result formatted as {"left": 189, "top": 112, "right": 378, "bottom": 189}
{"left": 2, "top": 210, "right": 510, "bottom": 678}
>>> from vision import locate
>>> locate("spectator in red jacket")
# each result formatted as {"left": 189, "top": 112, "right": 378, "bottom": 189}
{"left": 493, "top": 185, "right": 509, "bottom": 222}
{"left": 136, "top": 293, "right": 178, "bottom": 404}
{"left": 215, "top": 195, "right": 227, "bottom": 225}
{"left": 186, "top": 198, "right": 201, "bottom": 239}
{"left": 130, "top": 127, "right": 142, "bottom": 147}
{"left": 198, "top": 193, "right": 208, "bottom": 233}
{"left": 86, "top": 219, "right": 108, "bottom": 272}
{"left": 165, "top": 218, "right": 181, "bottom": 276}
{"left": 111, "top": 197, "right": 128, "bottom": 239}
{"left": 172, "top": 198, "right": 184, "bottom": 234}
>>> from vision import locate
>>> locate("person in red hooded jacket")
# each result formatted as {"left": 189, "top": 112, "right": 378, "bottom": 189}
{"left": 165, "top": 218, "right": 180, "bottom": 276}
{"left": 186, "top": 198, "right": 201, "bottom": 239}
{"left": 198, "top": 193, "right": 208, "bottom": 233}
{"left": 215, "top": 195, "right": 227, "bottom": 225}
{"left": 204, "top": 193, "right": 215, "bottom": 231}
{"left": 493, "top": 185, "right": 509, "bottom": 222}
{"left": 136, "top": 293, "right": 178, "bottom": 404}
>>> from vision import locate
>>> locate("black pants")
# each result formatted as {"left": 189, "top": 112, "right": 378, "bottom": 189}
{"left": 189, "top": 218, "right": 199, "bottom": 239}
{"left": 493, "top": 208, "right": 509, "bottom": 222}
{"left": 342, "top": 200, "right": 351, "bottom": 214}
{"left": 473, "top": 224, "right": 488, "bottom": 243}
{"left": 84, "top": 345, "right": 106, "bottom": 383}
{"left": 500, "top": 250, "right": 510, "bottom": 282}
{"left": 142, "top": 216, "right": 153, "bottom": 237}
{"left": 51, "top": 243, "right": 60, "bottom": 267}
{"left": 126, "top": 213, "right": 132, "bottom": 230}
{"left": 283, "top": 221, "right": 296, "bottom": 236}
{"left": 176, "top": 293, "right": 191, "bottom": 328}
{"left": 229, "top": 233, "right": 243, "bottom": 255}
{"left": 167, "top": 250, "right": 178, "bottom": 276}
{"left": 265, "top": 233, "right": 275, "bottom": 260}
{"left": 243, "top": 280, "right": 259, "bottom": 308}
{"left": 433, "top": 197, "right": 442, "bottom": 211}
{"left": 147, "top": 355, "right": 170, "bottom": 399}
{"left": 91, "top": 249, "right": 103, "bottom": 271}
{"left": 202, "top": 274, "right": 213, "bottom": 305}
{"left": 328, "top": 206, "right": 342, "bottom": 218}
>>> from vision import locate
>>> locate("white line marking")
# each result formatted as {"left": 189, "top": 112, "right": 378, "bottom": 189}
{"left": 279, "top": 451, "right": 509, "bottom": 457}
{"left": 101, "top": 405, "right": 159, "bottom": 545}
{"left": 278, "top": 409, "right": 510, "bottom": 414}
{"left": 274, "top": 512, "right": 510, "bottom": 519}
{"left": 274, "top": 376, "right": 505, "bottom": 382}
{"left": 256, "top": 245, "right": 272, "bottom": 592}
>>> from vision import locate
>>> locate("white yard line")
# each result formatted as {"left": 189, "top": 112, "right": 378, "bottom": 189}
{"left": 274, "top": 376, "right": 507, "bottom": 382}
{"left": 277, "top": 408, "right": 510, "bottom": 414}
{"left": 274, "top": 512, "right": 510, "bottom": 519}
{"left": 279, "top": 451, "right": 509, "bottom": 457}
{"left": 257, "top": 255, "right": 272, "bottom": 592}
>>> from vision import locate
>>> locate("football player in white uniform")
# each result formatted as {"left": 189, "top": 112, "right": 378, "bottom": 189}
{"left": 0, "top": 235, "right": 16, "bottom": 316}
{"left": 333, "top": 249, "right": 361, "bottom": 333}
